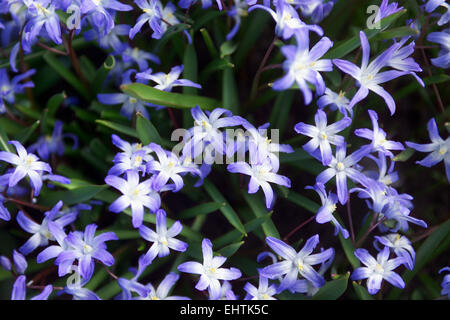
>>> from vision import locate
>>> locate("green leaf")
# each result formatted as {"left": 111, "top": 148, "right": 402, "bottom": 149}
{"left": 393, "top": 148, "right": 415, "bottom": 162}
{"left": 43, "top": 53, "right": 90, "bottom": 100}
{"left": 92, "top": 55, "right": 115, "bottom": 95}
{"left": 243, "top": 193, "right": 280, "bottom": 238}
{"left": 121, "top": 83, "right": 219, "bottom": 110}
{"left": 200, "top": 58, "right": 234, "bottom": 82}
{"left": 46, "top": 92, "right": 67, "bottom": 118}
{"left": 323, "top": 10, "right": 407, "bottom": 59}
{"left": 203, "top": 179, "right": 246, "bottom": 234}
{"left": 200, "top": 28, "right": 219, "bottom": 58}
{"left": 95, "top": 120, "right": 138, "bottom": 138}
{"left": 16, "top": 120, "right": 40, "bottom": 144}
{"left": 222, "top": 65, "right": 239, "bottom": 114}
{"left": 352, "top": 282, "right": 375, "bottom": 300}
{"left": 283, "top": 189, "right": 320, "bottom": 214}
{"left": 374, "top": 26, "right": 419, "bottom": 40}
{"left": 0, "top": 126, "right": 12, "bottom": 152}
{"left": 312, "top": 273, "right": 349, "bottom": 300}
{"left": 217, "top": 241, "right": 244, "bottom": 258}
{"left": 220, "top": 41, "right": 238, "bottom": 58}
{"left": 40, "top": 184, "right": 108, "bottom": 206}
{"left": 178, "top": 202, "right": 225, "bottom": 219}
{"left": 388, "top": 219, "right": 450, "bottom": 299}
{"left": 339, "top": 233, "right": 360, "bottom": 269}
{"left": 269, "top": 91, "right": 295, "bottom": 138}
{"left": 213, "top": 213, "right": 272, "bottom": 248}
{"left": 182, "top": 42, "right": 199, "bottom": 96}
{"left": 136, "top": 113, "right": 162, "bottom": 145}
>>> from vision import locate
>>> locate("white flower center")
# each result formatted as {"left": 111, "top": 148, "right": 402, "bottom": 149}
{"left": 336, "top": 162, "right": 345, "bottom": 171}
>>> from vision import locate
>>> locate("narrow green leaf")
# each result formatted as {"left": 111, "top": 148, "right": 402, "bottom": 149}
{"left": 40, "top": 184, "right": 108, "bottom": 206}
{"left": 243, "top": 193, "right": 280, "bottom": 238}
{"left": 136, "top": 113, "right": 162, "bottom": 145}
{"left": 182, "top": 43, "right": 199, "bottom": 96}
{"left": 200, "top": 28, "right": 219, "bottom": 58}
{"left": 284, "top": 189, "right": 320, "bottom": 214}
{"left": 121, "top": 83, "right": 219, "bottom": 110}
{"left": 222, "top": 65, "right": 239, "bottom": 114}
{"left": 269, "top": 91, "right": 294, "bottom": 138}
{"left": 203, "top": 179, "right": 246, "bottom": 234}
{"left": 95, "top": 120, "right": 138, "bottom": 138}
{"left": 213, "top": 213, "right": 272, "bottom": 248}
{"left": 374, "top": 26, "right": 419, "bottom": 40}
{"left": 217, "top": 241, "right": 244, "bottom": 258}
{"left": 92, "top": 55, "right": 115, "bottom": 95}
{"left": 0, "top": 126, "right": 12, "bottom": 152}
{"left": 352, "top": 282, "right": 375, "bottom": 300}
{"left": 200, "top": 58, "right": 234, "bottom": 82}
{"left": 46, "top": 92, "right": 67, "bottom": 117}
{"left": 312, "top": 273, "right": 349, "bottom": 300}
{"left": 178, "top": 202, "right": 225, "bottom": 219}
{"left": 339, "top": 233, "right": 360, "bottom": 269}
{"left": 323, "top": 10, "right": 407, "bottom": 59}
{"left": 16, "top": 120, "right": 40, "bottom": 144}
{"left": 393, "top": 148, "right": 415, "bottom": 162}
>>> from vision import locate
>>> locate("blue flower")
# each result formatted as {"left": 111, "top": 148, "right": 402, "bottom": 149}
{"left": 227, "top": 152, "right": 291, "bottom": 209}
{"left": 226, "top": 0, "right": 248, "bottom": 40}
{"left": 405, "top": 117, "right": 450, "bottom": 182}
{"left": 354, "top": 109, "right": 404, "bottom": 157}
{"left": 138, "top": 209, "right": 188, "bottom": 265}
{"left": 374, "top": 233, "right": 415, "bottom": 270}
{"left": 182, "top": 106, "right": 244, "bottom": 159}
{"left": 333, "top": 31, "right": 411, "bottom": 115}
{"left": 11, "top": 275, "right": 52, "bottom": 300}
{"left": 28, "top": 120, "right": 78, "bottom": 161}
{"left": 306, "top": 182, "right": 349, "bottom": 238}
{"left": 260, "top": 235, "right": 334, "bottom": 292}
{"left": 294, "top": 109, "right": 351, "bottom": 166}
{"left": 106, "top": 170, "right": 161, "bottom": 228}
{"left": 439, "top": 266, "right": 450, "bottom": 298}
{"left": 316, "top": 143, "right": 371, "bottom": 204}
{"left": 0, "top": 68, "right": 35, "bottom": 114}
{"left": 297, "top": 0, "right": 335, "bottom": 24}
{"left": 136, "top": 65, "right": 201, "bottom": 92}
{"left": 83, "top": 24, "right": 130, "bottom": 54}
{"left": 244, "top": 272, "right": 278, "bottom": 300}
{"left": 317, "top": 88, "right": 352, "bottom": 117}
{"left": 121, "top": 47, "right": 161, "bottom": 71}
{"left": 178, "top": 0, "right": 224, "bottom": 10}
{"left": 272, "top": 30, "right": 333, "bottom": 105}
{"left": 177, "top": 238, "right": 242, "bottom": 300}
{"left": 351, "top": 247, "right": 406, "bottom": 295}
{"left": 386, "top": 37, "right": 424, "bottom": 87}
{"left": 21, "top": 1, "right": 62, "bottom": 52}
{"left": 82, "top": 0, "right": 133, "bottom": 37}
{"left": 426, "top": 29, "right": 449, "bottom": 69}
{"left": 147, "top": 143, "right": 200, "bottom": 192}
{"left": 423, "top": 0, "right": 449, "bottom": 26}
{"left": 56, "top": 224, "right": 118, "bottom": 281}
{"left": 16, "top": 201, "right": 77, "bottom": 255}
{"left": 0, "top": 140, "right": 52, "bottom": 196}
{"left": 129, "top": 0, "right": 163, "bottom": 39}
{"left": 135, "top": 272, "right": 190, "bottom": 300}
{"left": 98, "top": 70, "right": 154, "bottom": 119}
{"left": 249, "top": 1, "right": 323, "bottom": 40}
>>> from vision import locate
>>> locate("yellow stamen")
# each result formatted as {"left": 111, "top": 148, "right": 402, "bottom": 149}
{"left": 336, "top": 162, "right": 345, "bottom": 171}
{"left": 262, "top": 293, "right": 269, "bottom": 299}
{"left": 338, "top": 90, "right": 345, "bottom": 98}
